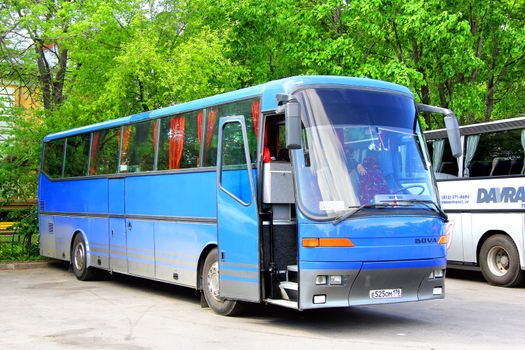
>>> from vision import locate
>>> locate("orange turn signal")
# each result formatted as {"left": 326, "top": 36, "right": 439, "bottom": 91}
{"left": 302, "top": 238, "right": 320, "bottom": 247}
{"left": 438, "top": 235, "right": 449, "bottom": 245}
{"left": 302, "top": 238, "right": 355, "bottom": 247}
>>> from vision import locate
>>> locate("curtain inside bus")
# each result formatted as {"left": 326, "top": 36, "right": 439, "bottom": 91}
{"left": 431, "top": 139, "right": 445, "bottom": 173}
{"left": 463, "top": 135, "right": 480, "bottom": 177}
{"left": 169, "top": 115, "right": 185, "bottom": 169}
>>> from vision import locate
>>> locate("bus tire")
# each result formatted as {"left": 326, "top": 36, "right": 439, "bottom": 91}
{"left": 71, "top": 234, "right": 96, "bottom": 281}
{"left": 479, "top": 234, "right": 523, "bottom": 287}
{"left": 202, "top": 248, "right": 242, "bottom": 316}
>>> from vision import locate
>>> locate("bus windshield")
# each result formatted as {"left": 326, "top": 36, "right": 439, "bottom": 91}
{"left": 293, "top": 87, "right": 437, "bottom": 219}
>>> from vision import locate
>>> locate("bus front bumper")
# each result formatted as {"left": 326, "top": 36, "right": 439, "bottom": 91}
{"left": 298, "top": 258, "right": 446, "bottom": 310}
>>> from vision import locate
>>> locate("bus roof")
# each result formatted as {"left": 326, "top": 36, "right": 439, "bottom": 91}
{"left": 44, "top": 75, "right": 413, "bottom": 141}
{"left": 425, "top": 115, "right": 525, "bottom": 140}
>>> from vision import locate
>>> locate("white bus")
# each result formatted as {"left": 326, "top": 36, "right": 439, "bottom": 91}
{"left": 425, "top": 116, "right": 525, "bottom": 286}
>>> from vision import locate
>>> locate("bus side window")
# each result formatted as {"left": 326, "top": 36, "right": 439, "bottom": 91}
{"left": 466, "top": 129, "right": 524, "bottom": 178}
{"left": 429, "top": 138, "right": 459, "bottom": 177}
{"left": 203, "top": 98, "right": 260, "bottom": 167}
{"left": 158, "top": 111, "right": 202, "bottom": 170}
{"left": 90, "top": 128, "right": 119, "bottom": 175}
{"left": 121, "top": 120, "right": 155, "bottom": 173}
{"left": 64, "top": 134, "right": 90, "bottom": 177}
{"left": 43, "top": 139, "right": 65, "bottom": 178}
{"left": 203, "top": 108, "right": 219, "bottom": 167}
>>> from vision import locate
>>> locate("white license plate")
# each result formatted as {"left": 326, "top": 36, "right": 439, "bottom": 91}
{"left": 369, "top": 288, "right": 402, "bottom": 299}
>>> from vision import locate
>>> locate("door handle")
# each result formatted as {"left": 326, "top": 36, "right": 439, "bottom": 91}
{"left": 127, "top": 222, "right": 132, "bottom": 231}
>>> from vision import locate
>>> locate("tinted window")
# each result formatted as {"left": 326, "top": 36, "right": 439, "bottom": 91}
{"left": 203, "top": 99, "right": 260, "bottom": 167}
{"left": 158, "top": 111, "right": 202, "bottom": 170}
{"left": 465, "top": 129, "right": 524, "bottom": 178}
{"left": 296, "top": 88, "right": 416, "bottom": 130}
{"left": 90, "top": 128, "right": 119, "bottom": 175}
{"left": 64, "top": 134, "right": 90, "bottom": 177}
{"left": 120, "top": 121, "right": 156, "bottom": 173}
{"left": 43, "top": 139, "right": 65, "bottom": 178}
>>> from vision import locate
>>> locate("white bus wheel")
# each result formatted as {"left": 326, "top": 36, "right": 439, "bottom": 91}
{"left": 479, "top": 234, "right": 523, "bottom": 287}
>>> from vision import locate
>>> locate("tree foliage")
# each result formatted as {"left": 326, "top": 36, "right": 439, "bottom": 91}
{"left": 1, "top": 0, "right": 524, "bottom": 200}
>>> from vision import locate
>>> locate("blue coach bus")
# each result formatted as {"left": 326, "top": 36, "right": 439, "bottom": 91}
{"left": 39, "top": 76, "right": 461, "bottom": 315}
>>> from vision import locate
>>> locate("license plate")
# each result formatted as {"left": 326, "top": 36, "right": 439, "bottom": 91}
{"left": 369, "top": 288, "right": 402, "bottom": 299}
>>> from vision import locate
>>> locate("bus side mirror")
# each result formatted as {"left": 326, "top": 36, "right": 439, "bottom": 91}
{"left": 285, "top": 97, "right": 302, "bottom": 150}
{"left": 444, "top": 116, "right": 461, "bottom": 158}
{"left": 417, "top": 103, "right": 462, "bottom": 158}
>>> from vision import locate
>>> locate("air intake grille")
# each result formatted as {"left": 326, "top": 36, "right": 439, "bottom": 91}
{"left": 48, "top": 222, "right": 54, "bottom": 233}
{"left": 39, "top": 201, "right": 45, "bottom": 211}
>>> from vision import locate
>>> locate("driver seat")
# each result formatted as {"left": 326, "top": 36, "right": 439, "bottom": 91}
{"left": 358, "top": 156, "right": 388, "bottom": 203}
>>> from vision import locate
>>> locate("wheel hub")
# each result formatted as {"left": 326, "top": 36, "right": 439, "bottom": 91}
{"left": 74, "top": 242, "right": 85, "bottom": 271}
{"left": 207, "top": 261, "right": 221, "bottom": 302}
{"left": 487, "top": 246, "right": 509, "bottom": 276}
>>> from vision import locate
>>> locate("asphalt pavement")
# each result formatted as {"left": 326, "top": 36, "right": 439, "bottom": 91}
{"left": 1, "top": 263, "right": 524, "bottom": 349}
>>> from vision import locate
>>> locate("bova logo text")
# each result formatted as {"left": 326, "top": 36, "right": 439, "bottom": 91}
{"left": 477, "top": 186, "right": 525, "bottom": 203}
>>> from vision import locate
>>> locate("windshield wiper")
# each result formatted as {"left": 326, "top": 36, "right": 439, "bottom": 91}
{"left": 332, "top": 203, "right": 399, "bottom": 225}
{"left": 380, "top": 199, "right": 448, "bottom": 221}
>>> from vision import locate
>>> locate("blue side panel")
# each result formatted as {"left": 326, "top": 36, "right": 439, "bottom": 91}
{"left": 298, "top": 214, "right": 446, "bottom": 264}
{"left": 154, "top": 221, "right": 217, "bottom": 287}
{"left": 125, "top": 171, "right": 217, "bottom": 218}
{"left": 109, "top": 179, "right": 125, "bottom": 214}
{"left": 40, "top": 175, "right": 109, "bottom": 213}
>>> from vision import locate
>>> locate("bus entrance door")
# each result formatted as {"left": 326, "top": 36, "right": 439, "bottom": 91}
{"left": 216, "top": 117, "right": 260, "bottom": 302}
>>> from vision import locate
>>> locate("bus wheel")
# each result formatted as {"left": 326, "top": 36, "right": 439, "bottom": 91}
{"left": 202, "top": 248, "right": 241, "bottom": 316}
{"left": 480, "top": 235, "right": 523, "bottom": 287}
{"left": 71, "top": 234, "right": 95, "bottom": 281}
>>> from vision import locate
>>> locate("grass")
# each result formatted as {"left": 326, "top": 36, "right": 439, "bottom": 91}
{"left": 0, "top": 238, "right": 44, "bottom": 262}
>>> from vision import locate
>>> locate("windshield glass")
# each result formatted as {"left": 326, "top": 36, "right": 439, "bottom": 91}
{"left": 293, "top": 87, "right": 437, "bottom": 219}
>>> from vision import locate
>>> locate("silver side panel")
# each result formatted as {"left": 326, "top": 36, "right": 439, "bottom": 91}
{"left": 39, "top": 215, "right": 57, "bottom": 258}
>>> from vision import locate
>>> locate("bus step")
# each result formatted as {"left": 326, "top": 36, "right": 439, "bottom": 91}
{"left": 279, "top": 281, "right": 298, "bottom": 301}
{"left": 287, "top": 265, "right": 298, "bottom": 283}
{"left": 264, "top": 298, "right": 298, "bottom": 309}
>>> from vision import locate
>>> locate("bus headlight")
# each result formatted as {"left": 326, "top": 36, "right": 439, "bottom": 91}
{"left": 329, "top": 275, "right": 343, "bottom": 285}
{"left": 315, "top": 275, "right": 327, "bottom": 285}
{"left": 429, "top": 269, "right": 444, "bottom": 279}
